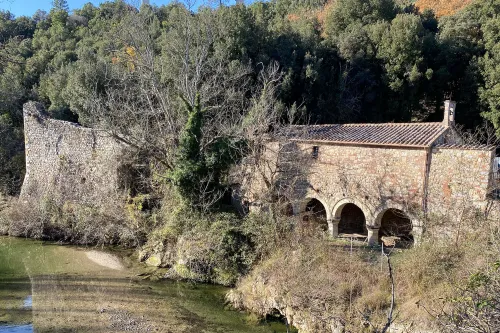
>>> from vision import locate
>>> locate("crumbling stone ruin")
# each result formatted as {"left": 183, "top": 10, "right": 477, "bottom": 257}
{"left": 237, "top": 101, "right": 500, "bottom": 246}
{"left": 20, "top": 102, "right": 128, "bottom": 207}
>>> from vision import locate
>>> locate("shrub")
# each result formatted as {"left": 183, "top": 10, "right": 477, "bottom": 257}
{"left": 172, "top": 212, "right": 255, "bottom": 286}
{"left": 1, "top": 196, "right": 150, "bottom": 246}
{"left": 230, "top": 236, "right": 391, "bottom": 332}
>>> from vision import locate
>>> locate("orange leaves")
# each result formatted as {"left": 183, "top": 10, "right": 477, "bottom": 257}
{"left": 287, "top": 13, "right": 301, "bottom": 22}
{"left": 125, "top": 46, "right": 136, "bottom": 58}
{"left": 111, "top": 46, "right": 137, "bottom": 72}
{"left": 316, "top": 0, "right": 334, "bottom": 25}
{"left": 415, "top": 0, "right": 475, "bottom": 17}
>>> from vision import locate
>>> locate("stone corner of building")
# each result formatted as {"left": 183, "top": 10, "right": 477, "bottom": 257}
{"left": 23, "top": 101, "right": 49, "bottom": 119}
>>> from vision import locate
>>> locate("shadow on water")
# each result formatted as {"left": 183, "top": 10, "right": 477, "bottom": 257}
{"left": 0, "top": 237, "right": 294, "bottom": 333}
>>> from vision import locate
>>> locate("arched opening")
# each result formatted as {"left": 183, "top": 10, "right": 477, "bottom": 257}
{"left": 265, "top": 309, "right": 298, "bottom": 332}
{"left": 380, "top": 209, "right": 413, "bottom": 247}
{"left": 280, "top": 202, "right": 294, "bottom": 217}
{"left": 303, "top": 199, "right": 328, "bottom": 231}
{"left": 338, "top": 203, "right": 367, "bottom": 235}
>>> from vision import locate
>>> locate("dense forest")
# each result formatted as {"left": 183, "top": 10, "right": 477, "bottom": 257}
{"left": 1, "top": 0, "right": 500, "bottom": 197}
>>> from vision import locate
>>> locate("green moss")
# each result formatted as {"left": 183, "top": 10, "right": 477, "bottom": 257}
{"left": 145, "top": 254, "right": 162, "bottom": 267}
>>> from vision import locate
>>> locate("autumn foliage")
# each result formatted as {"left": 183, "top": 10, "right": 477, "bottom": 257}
{"left": 415, "top": 0, "right": 475, "bottom": 17}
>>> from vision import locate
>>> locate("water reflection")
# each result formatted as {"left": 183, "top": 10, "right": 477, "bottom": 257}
{"left": 0, "top": 324, "right": 33, "bottom": 332}
{"left": 0, "top": 237, "right": 292, "bottom": 333}
{"left": 22, "top": 296, "right": 31, "bottom": 309}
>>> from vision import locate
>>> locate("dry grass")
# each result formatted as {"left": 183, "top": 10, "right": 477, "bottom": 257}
{"left": 415, "top": 0, "right": 475, "bottom": 17}
{"left": 229, "top": 235, "right": 392, "bottom": 332}
{"left": 394, "top": 212, "right": 500, "bottom": 331}
{"left": 0, "top": 196, "right": 148, "bottom": 246}
{"left": 230, "top": 211, "right": 500, "bottom": 332}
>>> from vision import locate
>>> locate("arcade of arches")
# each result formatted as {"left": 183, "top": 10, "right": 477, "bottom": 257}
{"left": 298, "top": 198, "right": 418, "bottom": 246}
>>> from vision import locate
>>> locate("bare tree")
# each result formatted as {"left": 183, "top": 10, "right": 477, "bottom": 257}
{"left": 80, "top": 7, "right": 250, "bottom": 169}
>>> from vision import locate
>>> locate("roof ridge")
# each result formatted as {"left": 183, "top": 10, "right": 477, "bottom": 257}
{"left": 289, "top": 122, "right": 444, "bottom": 127}
{"left": 285, "top": 122, "right": 449, "bottom": 148}
{"left": 434, "top": 143, "right": 496, "bottom": 151}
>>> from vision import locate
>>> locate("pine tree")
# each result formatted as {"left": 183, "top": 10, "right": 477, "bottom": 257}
{"left": 52, "top": 0, "right": 69, "bottom": 12}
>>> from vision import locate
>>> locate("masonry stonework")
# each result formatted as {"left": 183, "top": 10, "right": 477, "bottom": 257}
{"left": 428, "top": 147, "right": 495, "bottom": 213}
{"left": 20, "top": 102, "right": 127, "bottom": 206}
{"left": 19, "top": 100, "right": 499, "bottom": 246}
{"left": 238, "top": 102, "right": 499, "bottom": 246}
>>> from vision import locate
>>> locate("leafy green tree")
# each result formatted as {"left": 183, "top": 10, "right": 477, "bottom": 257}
{"left": 0, "top": 29, "right": 32, "bottom": 195}
{"left": 324, "top": 0, "right": 397, "bottom": 43}
{"left": 169, "top": 94, "right": 237, "bottom": 209}
{"left": 479, "top": 2, "right": 500, "bottom": 133}
{"left": 52, "top": 0, "right": 69, "bottom": 12}
{"left": 0, "top": 114, "right": 24, "bottom": 195}
{"left": 32, "top": 10, "right": 48, "bottom": 24}
{"left": 377, "top": 14, "right": 425, "bottom": 90}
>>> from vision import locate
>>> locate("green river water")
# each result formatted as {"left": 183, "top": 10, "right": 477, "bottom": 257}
{"left": 0, "top": 237, "right": 293, "bottom": 333}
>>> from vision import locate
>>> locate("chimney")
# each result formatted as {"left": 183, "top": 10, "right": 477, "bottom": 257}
{"left": 443, "top": 100, "right": 456, "bottom": 127}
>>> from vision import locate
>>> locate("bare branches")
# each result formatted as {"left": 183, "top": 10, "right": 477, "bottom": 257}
{"left": 455, "top": 121, "right": 500, "bottom": 146}
{"left": 381, "top": 247, "right": 396, "bottom": 333}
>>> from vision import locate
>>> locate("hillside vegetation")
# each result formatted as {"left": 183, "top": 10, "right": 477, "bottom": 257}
{"left": 0, "top": 0, "right": 499, "bottom": 284}
{"left": 2, "top": 0, "right": 500, "bottom": 198}
{"left": 415, "top": 0, "right": 475, "bottom": 17}
{"left": 0, "top": 0, "right": 499, "bottom": 331}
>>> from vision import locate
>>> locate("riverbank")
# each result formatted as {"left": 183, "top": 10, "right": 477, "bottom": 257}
{"left": 229, "top": 219, "right": 500, "bottom": 333}
{"left": 0, "top": 236, "right": 292, "bottom": 333}
{"left": 2, "top": 199, "right": 498, "bottom": 333}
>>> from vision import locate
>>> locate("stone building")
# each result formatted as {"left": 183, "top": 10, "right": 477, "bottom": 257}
{"left": 238, "top": 101, "right": 499, "bottom": 246}
{"left": 20, "top": 102, "right": 128, "bottom": 206}
{"left": 19, "top": 100, "right": 499, "bottom": 246}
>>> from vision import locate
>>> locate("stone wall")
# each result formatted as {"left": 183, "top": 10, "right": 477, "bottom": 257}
{"left": 240, "top": 141, "right": 430, "bottom": 243}
{"left": 427, "top": 146, "right": 496, "bottom": 220}
{"left": 240, "top": 139, "right": 498, "bottom": 244}
{"left": 297, "top": 142, "right": 427, "bottom": 215}
{"left": 20, "top": 102, "right": 127, "bottom": 207}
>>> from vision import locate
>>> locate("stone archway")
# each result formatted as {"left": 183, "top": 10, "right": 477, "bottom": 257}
{"left": 303, "top": 198, "right": 329, "bottom": 232}
{"left": 337, "top": 203, "right": 367, "bottom": 235}
{"left": 330, "top": 198, "right": 375, "bottom": 242}
{"left": 374, "top": 206, "right": 421, "bottom": 247}
{"left": 332, "top": 198, "right": 372, "bottom": 221}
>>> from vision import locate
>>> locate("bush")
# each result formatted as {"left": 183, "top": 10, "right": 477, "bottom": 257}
{"left": 160, "top": 211, "right": 255, "bottom": 286}
{"left": 229, "top": 236, "right": 392, "bottom": 332}
{"left": 1, "top": 196, "right": 150, "bottom": 246}
{"left": 139, "top": 199, "right": 259, "bottom": 286}
{"left": 241, "top": 211, "right": 297, "bottom": 261}
{"left": 436, "top": 262, "right": 500, "bottom": 333}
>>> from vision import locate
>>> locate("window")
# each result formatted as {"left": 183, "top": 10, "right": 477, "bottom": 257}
{"left": 492, "top": 189, "right": 500, "bottom": 200}
{"left": 312, "top": 146, "right": 319, "bottom": 159}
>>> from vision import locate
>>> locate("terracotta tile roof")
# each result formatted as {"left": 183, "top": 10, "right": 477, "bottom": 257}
{"left": 287, "top": 123, "right": 449, "bottom": 148}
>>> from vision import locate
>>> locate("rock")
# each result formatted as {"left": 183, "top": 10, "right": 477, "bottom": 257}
{"left": 145, "top": 255, "right": 162, "bottom": 267}
{"left": 138, "top": 249, "right": 148, "bottom": 262}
